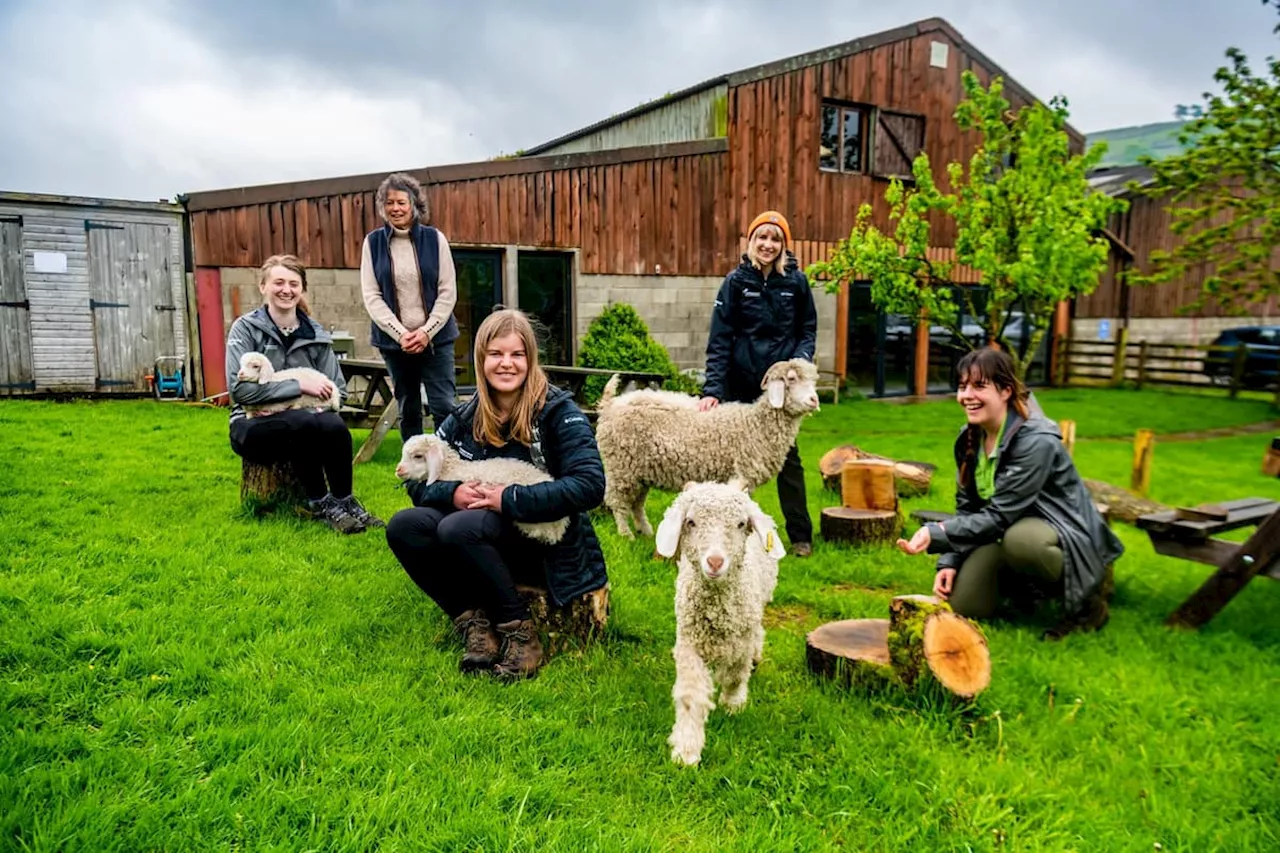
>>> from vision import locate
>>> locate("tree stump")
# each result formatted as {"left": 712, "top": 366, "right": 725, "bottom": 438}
{"left": 806, "top": 594, "right": 991, "bottom": 701}
{"left": 820, "top": 445, "right": 874, "bottom": 491}
{"left": 819, "top": 444, "right": 935, "bottom": 497}
{"left": 240, "top": 458, "right": 306, "bottom": 515}
{"left": 819, "top": 507, "right": 901, "bottom": 545}
{"left": 892, "top": 461, "right": 936, "bottom": 498}
{"left": 516, "top": 583, "right": 610, "bottom": 654}
{"left": 1082, "top": 478, "right": 1170, "bottom": 525}
{"left": 842, "top": 459, "right": 898, "bottom": 511}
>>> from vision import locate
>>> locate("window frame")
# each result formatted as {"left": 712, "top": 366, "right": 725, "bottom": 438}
{"left": 819, "top": 100, "right": 872, "bottom": 175}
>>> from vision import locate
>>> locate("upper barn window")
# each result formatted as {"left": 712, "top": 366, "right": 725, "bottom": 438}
{"left": 820, "top": 102, "right": 926, "bottom": 181}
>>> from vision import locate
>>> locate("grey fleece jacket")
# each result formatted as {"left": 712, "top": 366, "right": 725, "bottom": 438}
{"left": 925, "top": 410, "right": 1124, "bottom": 615}
{"left": 224, "top": 307, "right": 346, "bottom": 423}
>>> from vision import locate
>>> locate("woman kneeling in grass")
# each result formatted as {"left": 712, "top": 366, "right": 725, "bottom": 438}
{"left": 386, "top": 309, "right": 608, "bottom": 680}
{"left": 896, "top": 348, "right": 1123, "bottom": 640}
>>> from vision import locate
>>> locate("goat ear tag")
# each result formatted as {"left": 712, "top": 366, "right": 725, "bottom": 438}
{"left": 766, "top": 530, "right": 775, "bottom": 552}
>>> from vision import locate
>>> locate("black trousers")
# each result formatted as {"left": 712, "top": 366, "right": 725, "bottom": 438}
{"left": 380, "top": 343, "right": 458, "bottom": 442}
{"left": 777, "top": 443, "right": 813, "bottom": 545}
{"left": 230, "top": 409, "right": 353, "bottom": 500}
{"left": 386, "top": 507, "right": 541, "bottom": 624}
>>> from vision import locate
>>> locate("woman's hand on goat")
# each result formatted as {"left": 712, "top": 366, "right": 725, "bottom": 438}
{"left": 896, "top": 525, "right": 931, "bottom": 555}
{"left": 453, "top": 481, "right": 486, "bottom": 511}
{"left": 297, "top": 375, "right": 335, "bottom": 400}
{"left": 933, "top": 568, "right": 956, "bottom": 600}
{"left": 466, "top": 483, "right": 507, "bottom": 513}
{"left": 696, "top": 396, "right": 719, "bottom": 412}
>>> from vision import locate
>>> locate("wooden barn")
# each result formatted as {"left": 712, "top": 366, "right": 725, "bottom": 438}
{"left": 0, "top": 192, "right": 189, "bottom": 397}
{"left": 183, "top": 17, "right": 1083, "bottom": 399}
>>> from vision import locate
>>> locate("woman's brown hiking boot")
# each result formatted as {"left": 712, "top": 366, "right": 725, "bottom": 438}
{"left": 493, "top": 619, "right": 544, "bottom": 681}
{"left": 454, "top": 609, "right": 501, "bottom": 672}
{"left": 1042, "top": 586, "right": 1111, "bottom": 641}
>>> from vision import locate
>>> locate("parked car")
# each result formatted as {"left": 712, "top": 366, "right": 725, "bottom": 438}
{"left": 1202, "top": 326, "right": 1280, "bottom": 388}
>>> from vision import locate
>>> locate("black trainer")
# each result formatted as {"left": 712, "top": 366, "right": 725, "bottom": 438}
{"left": 308, "top": 494, "right": 364, "bottom": 534}
{"left": 339, "top": 495, "right": 385, "bottom": 529}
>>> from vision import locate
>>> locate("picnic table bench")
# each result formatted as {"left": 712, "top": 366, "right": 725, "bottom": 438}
{"left": 1137, "top": 497, "right": 1280, "bottom": 629}
{"left": 542, "top": 365, "right": 667, "bottom": 409}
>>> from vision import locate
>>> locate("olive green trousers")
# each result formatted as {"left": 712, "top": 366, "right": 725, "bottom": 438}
{"left": 947, "top": 517, "right": 1063, "bottom": 619}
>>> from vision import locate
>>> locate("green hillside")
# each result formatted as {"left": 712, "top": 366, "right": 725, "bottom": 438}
{"left": 1086, "top": 120, "right": 1190, "bottom": 166}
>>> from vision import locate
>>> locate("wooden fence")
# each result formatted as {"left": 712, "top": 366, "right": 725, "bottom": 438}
{"left": 1057, "top": 333, "right": 1280, "bottom": 403}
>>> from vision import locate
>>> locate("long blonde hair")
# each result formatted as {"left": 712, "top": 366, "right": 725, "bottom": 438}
{"left": 258, "top": 253, "right": 311, "bottom": 315}
{"left": 472, "top": 309, "right": 548, "bottom": 447}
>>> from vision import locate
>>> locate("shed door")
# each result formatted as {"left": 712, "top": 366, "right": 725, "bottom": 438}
{"left": 88, "top": 222, "right": 177, "bottom": 390}
{"left": 0, "top": 217, "right": 34, "bottom": 393}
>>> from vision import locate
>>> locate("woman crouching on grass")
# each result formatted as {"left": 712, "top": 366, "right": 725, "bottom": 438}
{"left": 225, "top": 254, "right": 383, "bottom": 534}
{"left": 896, "top": 348, "right": 1123, "bottom": 640}
{"left": 385, "top": 309, "right": 609, "bottom": 680}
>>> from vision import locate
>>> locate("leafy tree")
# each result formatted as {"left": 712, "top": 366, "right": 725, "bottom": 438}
{"left": 1131, "top": 14, "right": 1280, "bottom": 310}
{"left": 806, "top": 71, "right": 1124, "bottom": 380}
{"left": 575, "top": 302, "right": 687, "bottom": 404}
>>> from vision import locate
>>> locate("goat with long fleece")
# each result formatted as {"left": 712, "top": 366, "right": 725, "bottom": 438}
{"left": 395, "top": 433, "right": 569, "bottom": 545}
{"left": 657, "top": 480, "right": 786, "bottom": 766}
{"left": 595, "top": 358, "right": 820, "bottom": 538}
{"left": 236, "top": 351, "right": 341, "bottom": 417}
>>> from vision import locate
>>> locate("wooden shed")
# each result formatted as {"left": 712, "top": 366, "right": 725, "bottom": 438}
{"left": 0, "top": 192, "right": 189, "bottom": 396}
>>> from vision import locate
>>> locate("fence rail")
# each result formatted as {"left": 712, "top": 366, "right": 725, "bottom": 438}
{"left": 1057, "top": 332, "right": 1279, "bottom": 403}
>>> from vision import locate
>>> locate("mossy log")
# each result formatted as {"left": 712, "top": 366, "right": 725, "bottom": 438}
{"left": 1082, "top": 478, "right": 1170, "bottom": 525}
{"left": 819, "top": 507, "right": 901, "bottom": 545}
{"left": 819, "top": 444, "right": 935, "bottom": 497}
{"left": 806, "top": 595, "right": 991, "bottom": 701}
{"left": 516, "top": 583, "right": 610, "bottom": 653}
{"left": 240, "top": 458, "right": 306, "bottom": 515}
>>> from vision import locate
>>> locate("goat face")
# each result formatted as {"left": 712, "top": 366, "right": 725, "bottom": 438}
{"left": 395, "top": 434, "right": 446, "bottom": 482}
{"left": 237, "top": 351, "right": 273, "bottom": 383}
{"left": 656, "top": 481, "right": 786, "bottom": 579}
{"left": 761, "top": 359, "right": 820, "bottom": 415}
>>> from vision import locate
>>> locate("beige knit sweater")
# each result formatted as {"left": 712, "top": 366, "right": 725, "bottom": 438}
{"left": 359, "top": 226, "right": 458, "bottom": 344}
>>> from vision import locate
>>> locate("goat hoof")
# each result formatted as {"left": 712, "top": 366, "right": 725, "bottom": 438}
{"left": 670, "top": 746, "right": 701, "bottom": 766}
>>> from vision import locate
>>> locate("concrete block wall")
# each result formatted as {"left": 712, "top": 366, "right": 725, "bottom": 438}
{"left": 577, "top": 274, "right": 839, "bottom": 374}
{"left": 219, "top": 266, "right": 376, "bottom": 359}
{"left": 1072, "top": 315, "right": 1277, "bottom": 346}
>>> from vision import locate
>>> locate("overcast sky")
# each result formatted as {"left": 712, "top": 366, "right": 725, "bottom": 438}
{"left": 0, "top": 0, "right": 1275, "bottom": 201}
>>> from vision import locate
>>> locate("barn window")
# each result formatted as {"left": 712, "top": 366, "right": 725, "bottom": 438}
{"left": 870, "top": 110, "right": 926, "bottom": 181}
{"left": 820, "top": 103, "right": 869, "bottom": 174}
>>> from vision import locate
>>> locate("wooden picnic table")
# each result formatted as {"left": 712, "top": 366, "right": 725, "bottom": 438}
{"left": 1137, "top": 497, "right": 1280, "bottom": 628}
{"left": 542, "top": 364, "right": 667, "bottom": 405}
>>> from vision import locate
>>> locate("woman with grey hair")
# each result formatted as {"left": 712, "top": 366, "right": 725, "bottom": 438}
{"left": 360, "top": 172, "right": 460, "bottom": 441}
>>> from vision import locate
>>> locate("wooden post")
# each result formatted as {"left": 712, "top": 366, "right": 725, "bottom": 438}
{"left": 1229, "top": 342, "right": 1247, "bottom": 399}
{"left": 834, "top": 280, "right": 849, "bottom": 381}
{"left": 1136, "top": 340, "right": 1149, "bottom": 390}
{"left": 1111, "top": 326, "right": 1129, "bottom": 387}
{"left": 1059, "top": 419, "right": 1076, "bottom": 458}
{"left": 913, "top": 317, "right": 929, "bottom": 398}
{"left": 1131, "top": 429, "right": 1155, "bottom": 498}
{"left": 1049, "top": 300, "right": 1070, "bottom": 386}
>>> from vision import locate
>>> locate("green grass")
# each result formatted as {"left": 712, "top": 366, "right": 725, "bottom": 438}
{"left": 2, "top": 389, "right": 1278, "bottom": 851}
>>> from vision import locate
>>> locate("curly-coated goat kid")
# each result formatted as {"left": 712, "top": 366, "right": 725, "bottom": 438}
{"left": 395, "top": 433, "right": 569, "bottom": 545}
{"left": 657, "top": 480, "right": 786, "bottom": 766}
{"left": 236, "top": 351, "right": 341, "bottom": 417}
{"left": 595, "top": 358, "right": 820, "bottom": 538}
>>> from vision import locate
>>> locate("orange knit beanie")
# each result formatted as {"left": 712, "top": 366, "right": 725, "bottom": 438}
{"left": 747, "top": 210, "right": 791, "bottom": 245}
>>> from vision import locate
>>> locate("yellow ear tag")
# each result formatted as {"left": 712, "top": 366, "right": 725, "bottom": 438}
{"left": 766, "top": 531, "right": 775, "bottom": 552}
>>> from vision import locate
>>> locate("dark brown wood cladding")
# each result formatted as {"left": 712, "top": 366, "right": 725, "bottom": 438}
{"left": 191, "top": 148, "right": 734, "bottom": 276}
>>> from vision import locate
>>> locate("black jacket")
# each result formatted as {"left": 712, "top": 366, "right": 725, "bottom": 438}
{"left": 925, "top": 410, "right": 1125, "bottom": 615}
{"left": 225, "top": 307, "right": 345, "bottom": 424}
{"left": 405, "top": 386, "right": 609, "bottom": 606}
{"left": 703, "top": 252, "right": 818, "bottom": 403}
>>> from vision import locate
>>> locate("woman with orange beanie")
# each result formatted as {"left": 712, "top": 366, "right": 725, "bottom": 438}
{"left": 698, "top": 210, "right": 818, "bottom": 556}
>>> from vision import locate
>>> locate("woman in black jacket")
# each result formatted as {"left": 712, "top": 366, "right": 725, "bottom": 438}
{"left": 385, "top": 309, "right": 608, "bottom": 680}
{"left": 897, "top": 348, "right": 1123, "bottom": 639}
{"left": 699, "top": 210, "right": 819, "bottom": 556}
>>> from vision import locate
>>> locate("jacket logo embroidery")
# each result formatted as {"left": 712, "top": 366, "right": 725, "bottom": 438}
{"left": 743, "top": 290, "right": 762, "bottom": 298}
{"left": 562, "top": 415, "right": 586, "bottom": 425}
{"left": 457, "top": 447, "right": 475, "bottom": 460}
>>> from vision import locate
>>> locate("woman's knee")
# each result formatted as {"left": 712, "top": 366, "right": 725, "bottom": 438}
{"left": 1002, "top": 518, "right": 1061, "bottom": 571}
{"left": 386, "top": 507, "right": 443, "bottom": 550}
{"left": 436, "top": 510, "right": 501, "bottom": 547}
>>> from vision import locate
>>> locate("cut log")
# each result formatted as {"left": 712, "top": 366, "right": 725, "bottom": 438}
{"left": 805, "top": 619, "right": 897, "bottom": 690}
{"left": 893, "top": 461, "right": 935, "bottom": 497}
{"left": 1083, "top": 478, "right": 1170, "bottom": 525}
{"left": 819, "top": 507, "right": 901, "bottom": 545}
{"left": 806, "top": 595, "right": 991, "bottom": 701}
{"left": 516, "top": 583, "right": 610, "bottom": 654}
{"left": 841, "top": 459, "right": 898, "bottom": 511}
{"left": 240, "top": 458, "right": 306, "bottom": 515}
{"left": 1262, "top": 439, "right": 1280, "bottom": 477}
{"left": 820, "top": 444, "right": 935, "bottom": 497}
{"left": 820, "top": 445, "right": 878, "bottom": 491}
{"left": 887, "top": 594, "right": 990, "bottom": 700}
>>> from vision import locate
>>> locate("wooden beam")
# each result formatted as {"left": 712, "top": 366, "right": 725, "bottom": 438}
{"left": 1166, "top": 508, "right": 1280, "bottom": 629}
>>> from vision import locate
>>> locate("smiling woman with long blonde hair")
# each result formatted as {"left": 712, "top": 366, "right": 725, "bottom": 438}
{"left": 385, "top": 309, "right": 608, "bottom": 681}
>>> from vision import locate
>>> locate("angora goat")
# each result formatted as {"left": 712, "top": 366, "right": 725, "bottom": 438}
{"left": 395, "top": 433, "right": 569, "bottom": 545}
{"left": 236, "top": 351, "right": 341, "bottom": 417}
{"left": 595, "top": 358, "right": 820, "bottom": 538}
{"left": 657, "top": 480, "right": 785, "bottom": 766}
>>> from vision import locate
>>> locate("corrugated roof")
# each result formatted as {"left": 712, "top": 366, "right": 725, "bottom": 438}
{"left": 1086, "top": 165, "right": 1156, "bottom": 197}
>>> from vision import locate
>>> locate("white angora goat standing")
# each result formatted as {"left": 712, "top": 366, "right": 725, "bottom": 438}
{"left": 236, "top": 351, "right": 341, "bottom": 417}
{"left": 395, "top": 433, "right": 569, "bottom": 545}
{"left": 657, "top": 480, "right": 786, "bottom": 766}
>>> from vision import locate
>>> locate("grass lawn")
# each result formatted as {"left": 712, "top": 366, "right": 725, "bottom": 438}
{"left": 1, "top": 388, "right": 1278, "bottom": 852}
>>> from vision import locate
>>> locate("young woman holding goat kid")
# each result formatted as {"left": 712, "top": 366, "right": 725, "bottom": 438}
{"left": 385, "top": 309, "right": 609, "bottom": 681}
{"left": 225, "top": 254, "right": 383, "bottom": 535}
{"left": 700, "top": 210, "right": 819, "bottom": 557}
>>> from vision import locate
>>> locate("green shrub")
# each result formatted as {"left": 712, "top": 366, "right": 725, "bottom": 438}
{"left": 575, "top": 303, "right": 687, "bottom": 404}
